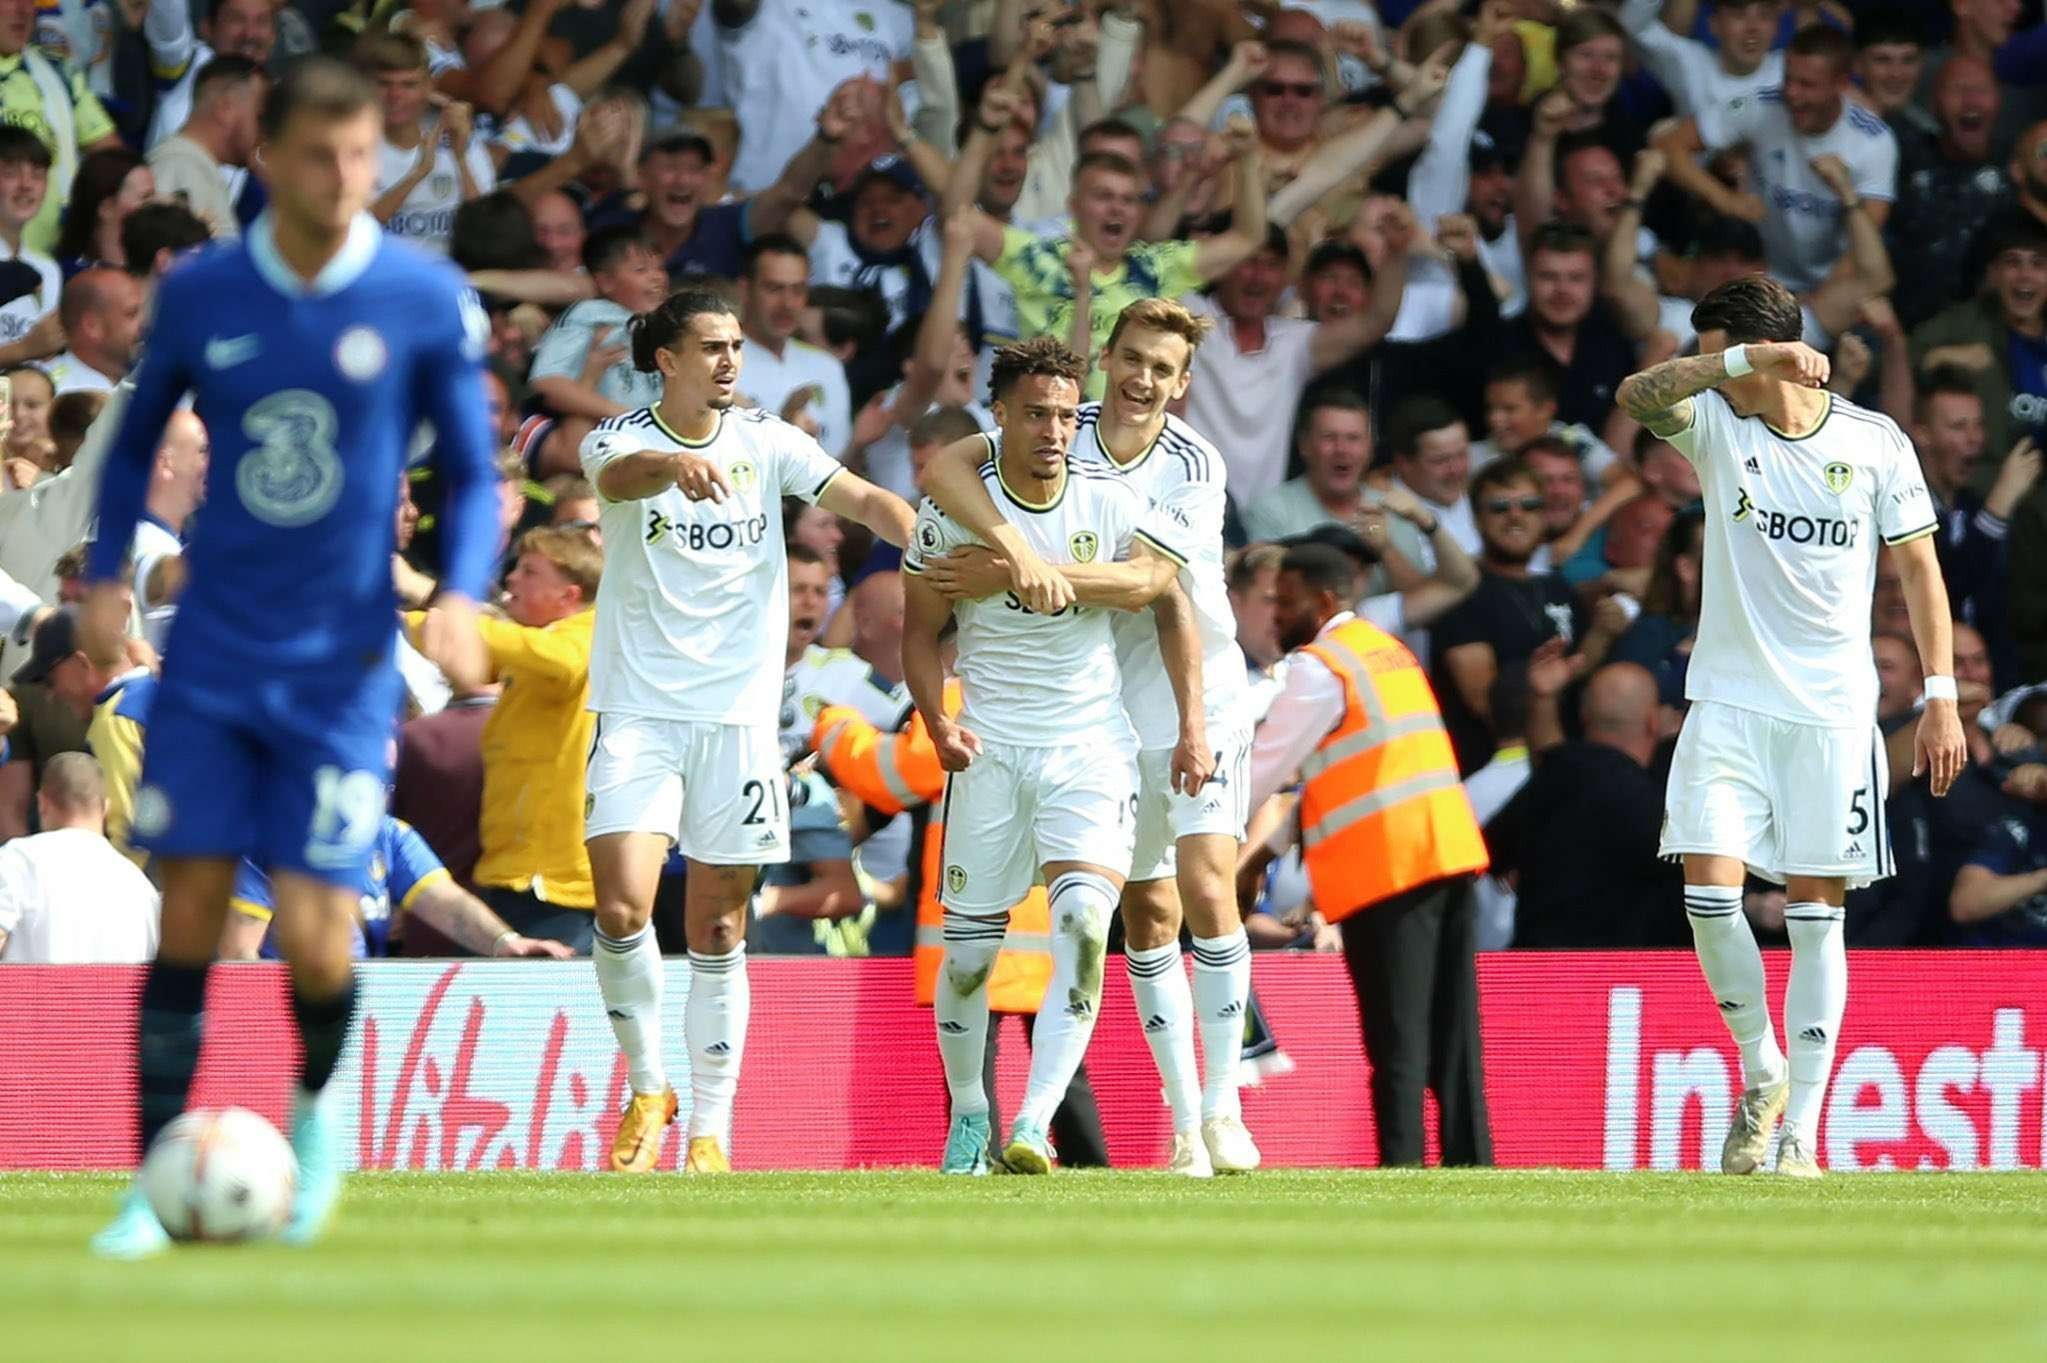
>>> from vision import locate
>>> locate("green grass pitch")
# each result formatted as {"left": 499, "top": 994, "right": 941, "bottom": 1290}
{"left": 6, "top": 1170, "right": 2045, "bottom": 1362}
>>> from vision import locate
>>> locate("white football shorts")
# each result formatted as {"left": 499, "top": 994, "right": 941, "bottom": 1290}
{"left": 937, "top": 737, "right": 1140, "bottom": 914}
{"left": 1128, "top": 723, "right": 1254, "bottom": 883}
{"left": 1660, "top": 699, "right": 1893, "bottom": 889}
{"left": 585, "top": 713, "right": 791, "bottom": 865}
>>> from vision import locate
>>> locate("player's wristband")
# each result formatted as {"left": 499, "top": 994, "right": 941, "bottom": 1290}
{"left": 1922, "top": 675, "right": 1958, "bottom": 703}
{"left": 1721, "top": 344, "right": 1753, "bottom": 378}
{"left": 490, "top": 929, "right": 516, "bottom": 957}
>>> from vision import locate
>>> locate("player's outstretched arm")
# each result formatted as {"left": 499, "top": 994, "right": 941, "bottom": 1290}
{"left": 902, "top": 571, "right": 977, "bottom": 772}
{"left": 1892, "top": 533, "right": 1968, "bottom": 798}
{"left": 816, "top": 470, "right": 915, "bottom": 548}
{"left": 1150, "top": 579, "right": 1213, "bottom": 797}
{"left": 595, "top": 449, "right": 732, "bottom": 502}
{"left": 922, "top": 434, "right": 1075, "bottom": 613}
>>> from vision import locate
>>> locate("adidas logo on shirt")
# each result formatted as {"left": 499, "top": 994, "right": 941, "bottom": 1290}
{"left": 1744, "top": 456, "right": 1762, "bottom": 474}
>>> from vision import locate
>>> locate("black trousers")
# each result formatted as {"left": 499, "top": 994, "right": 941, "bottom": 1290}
{"left": 979, "top": 1012, "right": 1110, "bottom": 1168}
{"left": 1339, "top": 875, "right": 1492, "bottom": 1167}
{"left": 482, "top": 886, "right": 597, "bottom": 954}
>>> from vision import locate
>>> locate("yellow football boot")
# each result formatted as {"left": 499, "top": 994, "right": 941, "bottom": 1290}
{"left": 610, "top": 1089, "right": 678, "bottom": 1173}
{"left": 684, "top": 1136, "right": 731, "bottom": 1174}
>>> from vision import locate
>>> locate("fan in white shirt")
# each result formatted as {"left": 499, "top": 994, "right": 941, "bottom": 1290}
{"left": 737, "top": 236, "right": 854, "bottom": 459}
{"left": 714, "top": 0, "right": 913, "bottom": 193}
{"left": 126, "top": 410, "right": 206, "bottom": 653}
{"left": 0, "top": 752, "right": 159, "bottom": 963}
{"left": 577, "top": 289, "right": 912, "bottom": 1176}
{"left": 142, "top": 0, "right": 279, "bottom": 151}
{"left": 45, "top": 267, "right": 139, "bottom": 399}
{"left": 363, "top": 35, "right": 495, "bottom": 255}
{"left": 1654, "top": 26, "right": 1896, "bottom": 293}
{"left": 1614, "top": 277, "right": 1963, "bottom": 1179}
{"left": 1618, "top": 0, "right": 1783, "bottom": 119}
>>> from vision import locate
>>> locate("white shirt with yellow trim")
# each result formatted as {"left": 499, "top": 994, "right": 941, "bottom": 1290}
{"left": 904, "top": 443, "right": 1186, "bottom": 748}
{"left": 582, "top": 405, "right": 845, "bottom": 726}
{"left": 1070, "top": 404, "right": 1251, "bottom": 749}
{"left": 1670, "top": 389, "right": 1934, "bottom": 727}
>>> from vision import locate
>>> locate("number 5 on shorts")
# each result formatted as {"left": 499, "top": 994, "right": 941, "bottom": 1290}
{"left": 1846, "top": 785, "right": 1869, "bottom": 838}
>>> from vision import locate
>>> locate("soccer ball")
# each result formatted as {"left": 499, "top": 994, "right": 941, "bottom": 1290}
{"left": 140, "top": 1108, "right": 298, "bottom": 1243}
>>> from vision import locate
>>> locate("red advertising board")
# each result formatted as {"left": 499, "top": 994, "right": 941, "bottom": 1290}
{"left": 4, "top": 953, "right": 2044, "bottom": 1171}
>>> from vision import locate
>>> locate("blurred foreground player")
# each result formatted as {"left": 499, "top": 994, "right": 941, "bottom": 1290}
{"left": 85, "top": 58, "right": 500, "bottom": 1257}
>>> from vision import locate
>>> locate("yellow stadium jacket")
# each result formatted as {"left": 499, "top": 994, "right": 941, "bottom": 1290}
{"left": 406, "top": 608, "right": 597, "bottom": 909}
{"left": 85, "top": 676, "right": 151, "bottom": 870}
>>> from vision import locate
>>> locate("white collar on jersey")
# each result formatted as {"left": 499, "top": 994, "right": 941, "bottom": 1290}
{"left": 245, "top": 211, "right": 381, "bottom": 298}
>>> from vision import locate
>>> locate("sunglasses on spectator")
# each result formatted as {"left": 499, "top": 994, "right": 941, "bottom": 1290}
{"left": 1257, "top": 81, "right": 1322, "bottom": 99}
{"left": 1482, "top": 495, "right": 1546, "bottom": 514}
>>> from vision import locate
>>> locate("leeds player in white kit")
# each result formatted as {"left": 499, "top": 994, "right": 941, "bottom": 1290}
{"left": 580, "top": 290, "right": 913, "bottom": 1174}
{"left": 1616, "top": 276, "right": 1964, "bottom": 1178}
{"left": 903, "top": 336, "right": 1212, "bottom": 1177}
{"left": 919, "top": 300, "right": 1262, "bottom": 1176}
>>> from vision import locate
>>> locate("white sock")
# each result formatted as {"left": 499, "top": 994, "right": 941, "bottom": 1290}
{"left": 935, "top": 910, "right": 1005, "bottom": 1118}
{"left": 684, "top": 944, "right": 749, "bottom": 1143}
{"left": 1126, "top": 940, "right": 1199, "bottom": 1131}
{"left": 594, "top": 925, "right": 666, "bottom": 1095}
{"left": 1190, "top": 929, "right": 1251, "bottom": 1120}
{"left": 1783, "top": 903, "right": 1847, "bottom": 1146}
{"left": 1014, "top": 870, "right": 1116, "bottom": 1134}
{"left": 1684, "top": 885, "right": 1786, "bottom": 1091}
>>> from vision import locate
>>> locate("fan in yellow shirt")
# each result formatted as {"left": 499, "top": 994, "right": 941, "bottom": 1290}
{"left": 406, "top": 525, "right": 602, "bottom": 952}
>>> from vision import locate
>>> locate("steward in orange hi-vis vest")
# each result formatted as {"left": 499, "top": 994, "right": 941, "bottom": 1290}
{"left": 1296, "top": 617, "right": 1490, "bottom": 921}
{"left": 813, "top": 681, "right": 1052, "bottom": 1014}
{"left": 1247, "top": 543, "right": 1494, "bottom": 1169}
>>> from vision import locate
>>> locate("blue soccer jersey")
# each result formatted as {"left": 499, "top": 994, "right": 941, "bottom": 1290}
{"left": 230, "top": 816, "right": 452, "bottom": 959}
{"left": 86, "top": 213, "right": 501, "bottom": 885}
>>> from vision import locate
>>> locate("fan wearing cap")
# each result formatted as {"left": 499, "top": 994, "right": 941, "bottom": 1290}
{"left": 785, "top": 153, "right": 939, "bottom": 338}
{"left": 0, "top": 605, "right": 133, "bottom": 839}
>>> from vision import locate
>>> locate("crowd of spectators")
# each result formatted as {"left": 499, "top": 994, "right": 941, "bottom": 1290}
{"left": 1, "top": 0, "right": 2046, "bottom": 963}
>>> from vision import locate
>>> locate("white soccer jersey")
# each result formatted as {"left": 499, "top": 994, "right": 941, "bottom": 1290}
{"left": 375, "top": 132, "right": 498, "bottom": 254}
{"left": 1621, "top": 0, "right": 1782, "bottom": 118}
{"left": 0, "top": 239, "right": 59, "bottom": 349}
{"left": 781, "top": 643, "right": 909, "bottom": 763}
{"left": 903, "top": 445, "right": 1188, "bottom": 747}
{"left": 718, "top": 0, "right": 913, "bottom": 193}
{"left": 582, "top": 405, "right": 845, "bottom": 725}
{"left": 1070, "top": 404, "right": 1251, "bottom": 748}
{"left": 1671, "top": 389, "right": 1936, "bottom": 727}
{"left": 1695, "top": 88, "right": 1897, "bottom": 292}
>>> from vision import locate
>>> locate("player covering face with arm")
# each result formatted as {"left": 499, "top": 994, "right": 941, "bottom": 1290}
{"left": 580, "top": 289, "right": 911, "bottom": 1176}
{"left": 1616, "top": 274, "right": 1963, "bottom": 1180}
{"left": 913, "top": 300, "right": 1264, "bottom": 1175}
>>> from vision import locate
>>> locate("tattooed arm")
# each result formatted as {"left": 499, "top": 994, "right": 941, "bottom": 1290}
{"left": 1612, "top": 352, "right": 1734, "bottom": 438}
{"left": 1615, "top": 340, "right": 1831, "bottom": 437}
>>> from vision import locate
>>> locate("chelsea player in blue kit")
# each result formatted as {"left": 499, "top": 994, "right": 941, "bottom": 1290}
{"left": 86, "top": 59, "right": 501, "bottom": 1257}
